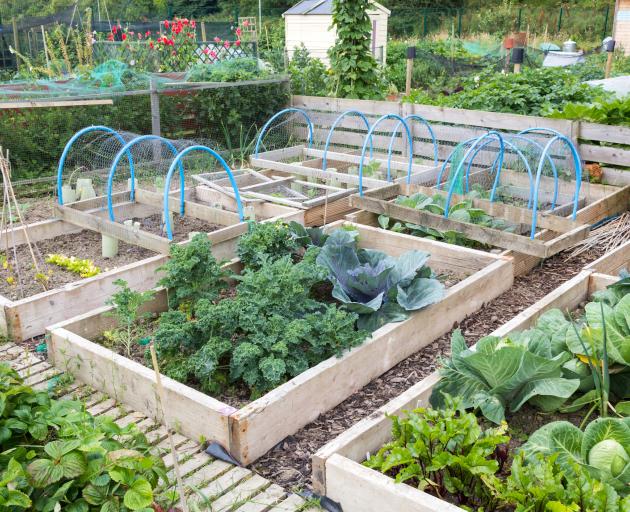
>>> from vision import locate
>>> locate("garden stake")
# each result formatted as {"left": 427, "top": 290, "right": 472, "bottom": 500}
{"left": 149, "top": 343, "right": 190, "bottom": 512}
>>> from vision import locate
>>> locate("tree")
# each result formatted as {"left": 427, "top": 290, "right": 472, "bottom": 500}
{"left": 327, "top": 0, "right": 384, "bottom": 99}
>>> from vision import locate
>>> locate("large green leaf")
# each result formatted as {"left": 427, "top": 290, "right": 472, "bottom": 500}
{"left": 521, "top": 421, "right": 582, "bottom": 463}
{"left": 28, "top": 458, "right": 64, "bottom": 488}
{"left": 396, "top": 278, "right": 444, "bottom": 312}
{"left": 512, "top": 377, "right": 579, "bottom": 412}
{"left": 582, "top": 418, "right": 630, "bottom": 463}
{"left": 123, "top": 478, "right": 153, "bottom": 510}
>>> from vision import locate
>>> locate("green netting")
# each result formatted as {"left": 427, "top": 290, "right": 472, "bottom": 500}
{"left": 461, "top": 41, "right": 505, "bottom": 58}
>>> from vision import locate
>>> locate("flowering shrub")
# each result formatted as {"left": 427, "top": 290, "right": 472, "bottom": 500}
{"left": 104, "top": 19, "right": 244, "bottom": 72}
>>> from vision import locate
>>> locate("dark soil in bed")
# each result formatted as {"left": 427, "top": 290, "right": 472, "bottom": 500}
{"left": 0, "top": 230, "right": 156, "bottom": 301}
{"left": 124, "top": 212, "right": 223, "bottom": 243}
{"left": 249, "top": 245, "right": 607, "bottom": 489}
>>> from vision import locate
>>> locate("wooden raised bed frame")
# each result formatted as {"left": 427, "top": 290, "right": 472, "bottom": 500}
{"left": 312, "top": 270, "right": 617, "bottom": 512}
{"left": 347, "top": 174, "right": 630, "bottom": 275}
{"left": 250, "top": 145, "right": 442, "bottom": 226}
{"left": 47, "top": 221, "right": 513, "bottom": 465}
{"left": 0, "top": 185, "right": 301, "bottom": 341}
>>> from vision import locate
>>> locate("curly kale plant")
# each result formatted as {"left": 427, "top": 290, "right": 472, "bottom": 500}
{"left": 316, "top": 229, "right": 444, "bottom": 331}
{"left": 236, "top": 221, "right": 300, "bottom": 269}
{"left": 154, "top": 256, "right": 367, "bottom": 395}
{"left": 157, "top": 233, "right": 229, "bottom": 309}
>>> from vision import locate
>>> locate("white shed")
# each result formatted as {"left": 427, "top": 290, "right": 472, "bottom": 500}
{"left": 283, "top": 0, "right": 390, "bottom": 65}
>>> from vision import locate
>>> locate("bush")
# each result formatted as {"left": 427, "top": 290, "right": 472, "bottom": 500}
{"left": 288, "top": 45, "right": 328, "bottom": 96}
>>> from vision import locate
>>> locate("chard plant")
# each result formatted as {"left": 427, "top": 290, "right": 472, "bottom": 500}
{"left": 46, "top": 253, "right": 100, "bottom": 278}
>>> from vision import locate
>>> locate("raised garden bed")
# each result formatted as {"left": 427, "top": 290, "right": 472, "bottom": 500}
{"left": 0, "top": 186, "right": 301, "bottom": 341}
{"left": 311, "top": 270, "right": 623, "bottom": 512}
{"left": 347, "top": 174, "right": 630, "bottom": 274}
{"left": 47, "top": 221, "right": 513, "bottom": 465}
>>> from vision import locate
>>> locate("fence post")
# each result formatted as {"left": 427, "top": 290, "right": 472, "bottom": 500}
{"left": 422, "top": 10, "right": 428, "bottom": 36}
{"left": 11, "top": 18, "right": 20, "bottom": 70}
{"left": 150, "top": 78, "right": 161, "bottom": 137}
{"left": 517, "top": 8, "right": 522, "bottom": 31}
{"left": 602, "top": 5, "right": 610, "bottom": 39}
{"left": 201, "top": 21, "right": 207, "bottom": 41}
{"left": 457, "top": 9, "right": 462, "bottom": 37}
{"left": 557, "top": 7, "right": 563, "bottom": 33}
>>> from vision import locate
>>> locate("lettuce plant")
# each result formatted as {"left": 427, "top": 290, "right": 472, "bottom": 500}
{"left": 430, "top": 329, "right": 580, "bottom": 424}
{"left": 522, "top": 417, "right": 630, "bottom": 494}
{"left": 316, "top": 229, "right": 445, "bottom": 331}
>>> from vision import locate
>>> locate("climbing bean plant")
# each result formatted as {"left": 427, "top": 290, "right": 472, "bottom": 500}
{"left": 328, "top": 0, "right": 385, "bottom": 99}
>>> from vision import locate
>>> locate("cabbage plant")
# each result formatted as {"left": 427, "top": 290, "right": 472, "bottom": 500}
{"left": 522, "top": 417, "right": 630, "bottom": 493}
{"left": 316, "top": 229, "right": 444, "bottom": 331}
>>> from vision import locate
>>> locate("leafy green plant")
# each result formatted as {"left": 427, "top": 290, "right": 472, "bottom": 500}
{"left": 522, "top": 417, "right": 630, "bottom": 494}
{"left": 546, "top": 95, "right": 630, "bottom": 127}
{"left": 288, "top": 44, "right": 328, "bottom": 97}
{"left": 328, "top": 0, "right": 386, "bottom": 99}
{"left": 157, "top": 233, "right": 229, "bottom": 310}
{"left": 492, "top": 452, "right": 630, "bottom": 512}
{"left": 316, "top": 229, "right": 444, "bottom": 331}
{"left": 0, "top": 363, "right": 167, "bottom": 511}
{"left": 104, "top": 279, "right": 155, "bottom": 357}
{"left": 378, "top": 192, "right": 516, "bottom": 248}
{"left": 46, "top": 253, "right": 100, "bottom": 278}
{"left": 187, "top": 58, "right": 270, "bottom": 83}
{"left": 364, "top": 395, "right": 508, "bottom": 509}
{"left": 155, "top": 255, "right": 367, "bottom": 395}
{"left": 236, "top": 221, "right": 300, "bottom": 269}
{"left": 430, "top": 329, "right": 580, "bottom": 424}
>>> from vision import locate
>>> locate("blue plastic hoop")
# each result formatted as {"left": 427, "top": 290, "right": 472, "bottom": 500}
{"left": 57, "top": 126, "right": 131, "bottom": 205}
{"left": 386, "top": 114, "right": 438, "bottom": 181}
{"left": 358, "top": 114, "right": 413, "bottom": 196}
{"left": 254, "top": 108, "right": 314, "bottom": 158}
{"left": 322, "top": 110, "right": 373, "bottom": 171}
{"left": 163, "top": 146, "right": 244, "bottom": 240}
{"left": 106, "top": 135, "right": 185, "bottom": 222}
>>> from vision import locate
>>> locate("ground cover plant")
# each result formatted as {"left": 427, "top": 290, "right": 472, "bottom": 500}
{"left": 101, "top": 225, "right": 445, "bottom": 402}
{"left": 366, "top": 274, "right": 630, "bottom": 510}
{"left": 0, "top": 363, "right": 170, "bottom": 511}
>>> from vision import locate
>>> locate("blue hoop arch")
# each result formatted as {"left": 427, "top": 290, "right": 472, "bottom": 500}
{"left": 443, "top": 131, "right": 505, "bottom": 218}
{"left": 254, "top": 108, "right": 314, "bottom": 158}
{"left": 106, "top": 135, "right": 186, "bottom": 222}
{"left": 386, "top": 114, "right": 439, "bottom": 181}
{"left": 529, "top": 134, "right": 583, "bottom": 238}
{"left": 163, "top": 146, "right": 244, "bottom": 240}
{"left": 358, "top": 114, "right": 413, "bottom": 196}
{"left": 57, "top": 126, "right": 132, "bottom": 205}
{"left": 322, "top": 110, "right": 373, "bottom": 171}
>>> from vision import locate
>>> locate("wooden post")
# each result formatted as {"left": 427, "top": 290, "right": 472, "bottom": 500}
{"left": 11, "top": 18, "right": 20, "bottom": 70}
{"left": 150, "top": 78, "right": 161, "bottom": 163}
{"left": 41, "top": 26, "right": 50, "bottom": 70}
{"left": 604, "top": 38, "right": 615, "bottom": 78}
{"left": 201, "top": 21, "right": 207, "bottom": 41}
{"left": 405, "top": 46, "right": 415, "bottom": 96}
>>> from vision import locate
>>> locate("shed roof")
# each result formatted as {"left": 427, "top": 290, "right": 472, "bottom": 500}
{"left": 283, "top": 0, "right": 390, "bottom": 16}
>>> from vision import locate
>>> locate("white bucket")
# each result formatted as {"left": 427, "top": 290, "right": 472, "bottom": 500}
{"left": 76, "top": 178, "right": 96, "bottom": 201}
{"left": 61, "top": 185, "right": 77, "bottom": 204}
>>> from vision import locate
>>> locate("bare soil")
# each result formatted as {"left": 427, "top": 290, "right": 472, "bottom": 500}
{"left": 0, "top": 230, "right": 156, "bottom": 300}
{"left": 249, "top": 246, "right": 606, "bottom": 489}
{"left": 126, "top": 212, "right": 223, "bottom": 243}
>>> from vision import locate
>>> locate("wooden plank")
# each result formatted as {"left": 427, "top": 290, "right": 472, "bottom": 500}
{"left": 0, "top": 99, "right": 114, "bottom": 109}
{"left": 54, "top": 204, "right": 172, "bottom": 254}
{"left": 304, "top": 197, "right": 354, "bottom": 226}
{"left": 211, "top": 475, "right": 269, "bottom": 512}
{"left": 269, "top": 494, "right": 308, "bottom": 511}
{"left": 579, "top": 122, "right": 630, "bottom": 145}
{"left": 326, "top": 454, "right": 463, "bottom": 512}
{"left": 47, "top": 327, "right": 235, "bottom": 450}
{"left": 235, "top": 484, "right": 286, "bottom": 512}
{"left": 585, "top": 239, "right": 630, "bottom": 275}
{"left": 189, "top": 467, "right": 251, "bottom": 504}
{"left": 580, "top": 144, "right": 630, "bottom": 167}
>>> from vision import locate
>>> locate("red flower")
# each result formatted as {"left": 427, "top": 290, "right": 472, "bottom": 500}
{"left": 164, "top": 20, "right": 170, "bottom": 29}
{"left": 203, "top": 48, "right": 210, "bottom": 55}
{"left": 210, "top": 50, "right": 217, "bottom": 58}
{"left": 191, "top": 20, "right": 196, "bottom": 28}
{"left": 121, "top": 33, "right": 127, "bottom": 41}
{"left": 146, "top": 30, "right": 151, "bottom": 36}
{"left": 223, "top": 40, "right": 231, "bottom": 49}
{"left": 150, "top": 41, "right": 154, "bottom": 49}
{"left": 235, "top": 39, "right": 241, "bottom": 46}
{"left": 243, "top": 20, "right": 249, "bottom": 27}
{"left": 172, "top": 50, "right": 177, "bottom": 56}
{"left": 182, "top": 19, "right": 189, "bottom": 26}
{"left": 213, "top": 36, "right": 221, "bottom": 43}
{"left": 137, "top": 33, "right": 142, "bottom": 39}
{"left": 112, "top": 25, "right": 118, "bottom": 34}
{"left": 107, "top": 33, "right": 114, "bottom": 41}
{"left": 235, "top": 27, "right": 242, "bottom": 36}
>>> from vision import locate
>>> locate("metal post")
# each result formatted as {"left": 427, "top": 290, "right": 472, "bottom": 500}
{"left": 11, "top": 18, "right": 20, "bottom": 70}
{"left": 405, "top": 46, "right": 415, "bottom": 96}
{"left": 517, "top": 8, "right": 522, "bottom": 31}
{"left": 422, "top": 10, "right": 427, "bottom": 36}
{"left": 150, "top": 78, "right": 161, "bottom": 163}
{"left": 557, "top": 6, "right": 563, "bottom": 33}
{"left": 41, "top": 25, "right": 50, "bottom": 70}
{"left": 603, "top": 5, "right": 610, "bottom": 39}
{"left": 457, "top": 8, "right": 462, "bottom": 37}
